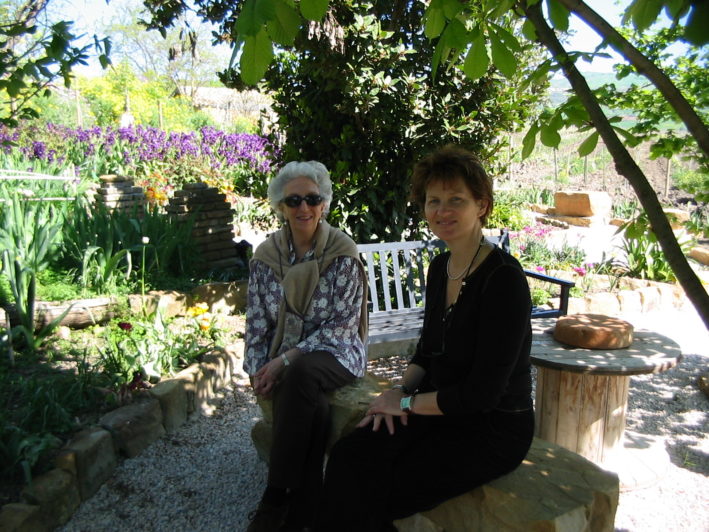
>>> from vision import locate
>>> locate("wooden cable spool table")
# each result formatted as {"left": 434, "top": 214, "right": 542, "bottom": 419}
{"left": 531, "top": 318, "right": 682, "bottom": 487}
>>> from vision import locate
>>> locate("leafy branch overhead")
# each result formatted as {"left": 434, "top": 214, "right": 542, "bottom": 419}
{"left": 0, "top": 2, "right": 111, "bottom": 127}
{"left": 142, "top": 0, "right": 707, "bottom": 323}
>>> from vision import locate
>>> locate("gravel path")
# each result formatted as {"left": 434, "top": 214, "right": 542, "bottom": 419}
{"left": 58, "top": 307, "right": 709, "bottom": 532}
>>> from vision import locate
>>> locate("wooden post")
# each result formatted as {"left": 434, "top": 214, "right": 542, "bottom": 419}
{"left": 664, "top": 156, "right": 672, "bottom": 198}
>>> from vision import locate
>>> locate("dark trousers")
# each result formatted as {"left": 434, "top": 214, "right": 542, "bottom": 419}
{"left": 268, "top": 350, "right": 355, "bottom": 523}
{"left": 315, "top": 409, "right": 535, "bottom": 532}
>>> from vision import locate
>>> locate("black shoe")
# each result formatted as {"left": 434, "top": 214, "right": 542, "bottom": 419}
{"left": 246, "top": 500, "right": 289, "bottom": 532}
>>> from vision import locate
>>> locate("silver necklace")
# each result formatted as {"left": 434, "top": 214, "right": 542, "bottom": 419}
{"left": 446, "top": 237, "right": 484, "bottom": 280}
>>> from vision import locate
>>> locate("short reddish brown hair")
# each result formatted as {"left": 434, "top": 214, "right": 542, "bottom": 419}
{"left": 410, "top": 144, "right": 494, "bottom": 226}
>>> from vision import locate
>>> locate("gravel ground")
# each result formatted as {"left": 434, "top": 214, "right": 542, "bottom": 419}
{"left": 58, "top": 307, "right": 708, "bottom": 532}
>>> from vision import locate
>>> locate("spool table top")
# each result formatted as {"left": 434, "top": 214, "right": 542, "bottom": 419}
{"left": 531, "top": 317, "right": 682, "bottom": 376}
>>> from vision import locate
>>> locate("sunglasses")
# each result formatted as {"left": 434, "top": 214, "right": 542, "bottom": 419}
{"left": 282, "top": 194, "right": 324, "bottom": 208}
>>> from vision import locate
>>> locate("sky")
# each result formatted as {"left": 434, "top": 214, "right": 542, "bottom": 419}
{"left": 55, "top": 0, "right": 634, "bottom": 77}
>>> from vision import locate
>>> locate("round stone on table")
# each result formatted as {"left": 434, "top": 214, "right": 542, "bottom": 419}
{"left": 553, "top": 313, "right": 634, "bottom": 349}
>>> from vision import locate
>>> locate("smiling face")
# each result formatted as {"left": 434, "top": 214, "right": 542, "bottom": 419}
{"left": 280, "top": 176, "right": 325, "bottom": 241}
{"left": 424, "top": 177, "right": 489, "bottom": 246}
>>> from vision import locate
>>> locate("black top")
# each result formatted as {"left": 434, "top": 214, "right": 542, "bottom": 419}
{"left": 410, "top": 246, "right": 533, "bottom": 418}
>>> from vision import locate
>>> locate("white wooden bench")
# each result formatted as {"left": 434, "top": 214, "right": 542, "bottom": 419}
{"left": 356, "top": 236, "right": 575, "bottom": 358}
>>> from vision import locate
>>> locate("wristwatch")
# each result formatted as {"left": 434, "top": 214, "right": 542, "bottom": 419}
{"left": 400, "top": 394, "right": 415, "bottom": 414}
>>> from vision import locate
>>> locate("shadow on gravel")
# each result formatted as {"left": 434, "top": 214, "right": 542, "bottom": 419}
{"left": 625, "top": 353, "right": 708, "bottom": 475}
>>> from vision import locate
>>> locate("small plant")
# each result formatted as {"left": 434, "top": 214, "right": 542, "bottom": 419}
{"left": 616, "top": 211, "right": 695, "bottom": 282}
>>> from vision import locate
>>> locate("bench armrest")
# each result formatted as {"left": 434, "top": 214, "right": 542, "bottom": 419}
{"left": 524, "top": 270, "right": 575, "bottom": 318}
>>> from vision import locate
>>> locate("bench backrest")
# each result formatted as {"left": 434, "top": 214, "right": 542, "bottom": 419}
{"left": 356, "top": 240, "right": 443, "bottom": 315}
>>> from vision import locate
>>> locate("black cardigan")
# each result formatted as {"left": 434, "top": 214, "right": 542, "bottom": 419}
{"left": 410, "top": 246, "right": 533, "bottom": 417}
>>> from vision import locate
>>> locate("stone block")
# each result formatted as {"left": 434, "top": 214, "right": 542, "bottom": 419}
{"left": 584, "top": 292, "right": 621, "bottom": 315}
{"left": 55, "top": 427, "right": 117, "bottom": 500}
{"left": 395, "top": 438, "right": 619, "bottom": 532}
{"left": 224, "top": 341, "right": 247, "bottom": 381}
{"left": 637, "top": 287, "right": 661, "bottom": 313}
{"left": 99, "top": 398, "right": 166, "bottom": 458}
{"left": 127, "top": 290, "right": 188, "bottom": 318}
{"left": 654, "top": 282, "right": 680, "bottom": 309}
{"left": 554, "top": 191, "right": 612, "bottom": 218}
{"left": 190, "top": 281, "right": 248, "bottom": 314}
{"left": 616, "top": 290, "right": 642, "bottom": 314}
{"left": 663, "top": 208, "right": 689, "bottom": 229}
{"left": 0, "top": 503, "right": 47, "bottom": 532}
{"left": 201, "top": 352, "right": 227, "bottom": 395}
{"left": 253, "top": 373, "right": 391, "bottom": 462}
{"left": 689, "top": 246, "right": 709, "bottom": 266}
{"left": 20, "top": 468, "right": 80, "bottom": 528}
{"left": 566, "top": 297, "right": 587, "bottom": 315}
{"left": 149, "top": 379, "right": 188, "bottom": 433}
{"left": 174, "top": 364, "right": 201, "bottom": 414}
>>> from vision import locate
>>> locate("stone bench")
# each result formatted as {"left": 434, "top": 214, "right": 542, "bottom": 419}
{"left": 251, "top": 375, "right": 619, "bottom": 532}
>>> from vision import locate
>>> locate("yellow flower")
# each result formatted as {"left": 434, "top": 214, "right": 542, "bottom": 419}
{"left": 187, "top": 302, "right": 209, "bottom": 317}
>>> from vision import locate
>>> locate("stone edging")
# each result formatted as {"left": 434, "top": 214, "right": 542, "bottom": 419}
{"left": 0, "top": 341, "right": 246, "bottom": 532}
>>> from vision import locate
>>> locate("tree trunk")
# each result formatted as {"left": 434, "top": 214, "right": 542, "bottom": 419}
{"left": 523, "top": 1, "right": 709, "bottom": 328}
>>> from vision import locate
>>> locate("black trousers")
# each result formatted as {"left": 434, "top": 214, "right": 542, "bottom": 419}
{"left": 268, "top": 350, "right": 355, "bottom": 522}
{"left": 315, "top": 408, "right": 535, "bottom": 532}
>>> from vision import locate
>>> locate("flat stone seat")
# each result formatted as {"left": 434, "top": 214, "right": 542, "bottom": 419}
{"left": 251, "top": 372, "right": 391, "bottom": 461}
{"left": 394, "top": 437, "right": 619, "bottom": 532}
{"left": 251, "top": 375, "right": 620, "bottom": 531}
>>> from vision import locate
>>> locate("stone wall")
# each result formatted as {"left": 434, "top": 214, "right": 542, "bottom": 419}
{"left": 166, "top": 183, "right": 240, "bottom": 271}
{"left": 93, "top": 175, "right": 146, "bottom": 213}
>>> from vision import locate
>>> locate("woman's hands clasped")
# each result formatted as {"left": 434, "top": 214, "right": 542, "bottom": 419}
{"left": 358, "top": 388, "right": 408, "bottom": 435}
{"left": 252, "top": 356, "right": 285, "bottom": 397}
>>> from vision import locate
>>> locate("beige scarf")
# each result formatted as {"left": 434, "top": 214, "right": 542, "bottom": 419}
{"left": 252, "top": 220, "right": 368, "bottom": 359}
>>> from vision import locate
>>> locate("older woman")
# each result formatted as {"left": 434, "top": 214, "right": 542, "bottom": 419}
{"left": 316, "top": 145, "right": 534, "bottom": 531}
{"left": 244, "top": 160, "right": 368, "bottom": 532}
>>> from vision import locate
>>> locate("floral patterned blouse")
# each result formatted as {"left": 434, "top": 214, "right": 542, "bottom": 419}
{"left": 244, "top": 252, "right": 367, "bottom": 378}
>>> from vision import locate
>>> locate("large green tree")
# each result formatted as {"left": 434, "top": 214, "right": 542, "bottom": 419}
{"left": 144, "top": 0, "right": 709, "bottom": 327}
{"left": 144, "top": 0, "right": 544, "bottom": 243}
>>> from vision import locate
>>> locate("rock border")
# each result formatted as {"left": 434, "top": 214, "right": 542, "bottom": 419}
{"left": 0, "top": 342, "right": 246, "bottom": 531}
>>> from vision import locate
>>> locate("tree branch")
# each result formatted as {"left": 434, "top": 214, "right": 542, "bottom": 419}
{"left": 521, "top": 0, "right": 709, "bottom": 327}
{"left": 557, "top": 0, "right": 709, "bottom": 159}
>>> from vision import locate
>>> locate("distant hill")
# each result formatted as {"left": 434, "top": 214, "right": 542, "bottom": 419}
{"left": 548, "top": 71, "right": 647, "bottom": 106}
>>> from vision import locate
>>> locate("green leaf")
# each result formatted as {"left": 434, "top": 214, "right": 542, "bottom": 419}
{"left": 540, "top": 123, "right": 561, "bottom": 148}
{"left": 628, "top": 0, "right": 662, "bottom": 32}
{"left": 441, "top": 0, "right": 464, "bottom": 19}
{"left": 267, "top": 0, "right": 300, "bottom": 46}
{"left": 424, "top": 7, "right": 446, "bottom": 39}
{"left": 547, "top": 0, "right": 570, "bottom": 32}
{"left": 522, "top": 123, "right": 539, "bottom": 159}
{"left": 441, "top": 18, "right": 469, "bottom": 50}
{"left": 240, "top": 28, "right": 274, "bottom": 85}
{"left": 489, "top": 23, "right": 521, "bottom": 52}
{"left": 463, "top": 34, "right": 489, "bottom": 81}
{"left": 578, "top": 132, "right": 599, "bottom": 157}
{"left": 489, "top": 30, "right": 516, "bottom": 78}
{"left": 684, "top": 1, "right": 709, "bottom": 46}
{"left": 300, "top": 0, "right": 329, "bottom": 21}
{"left": 237, "top": 0, "right": 267, "bottom": 36}
{"left": 521, "top": 19, "right": 537, "bottom": 41}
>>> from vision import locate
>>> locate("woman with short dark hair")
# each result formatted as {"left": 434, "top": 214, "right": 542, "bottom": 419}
{"left": 316, "top": 144, "right": 534, "bottom": 531}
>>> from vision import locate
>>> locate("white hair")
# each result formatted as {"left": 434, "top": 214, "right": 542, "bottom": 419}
{"left": 267, "top": 160, "right": 333, "bottom": 221}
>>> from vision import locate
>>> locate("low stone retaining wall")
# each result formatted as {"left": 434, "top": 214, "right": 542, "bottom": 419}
{"left": 0, "top": 342, "right": 246, "bottom": 532}
{"left": 540, "top": 274, "right": 689, "bottom": 317}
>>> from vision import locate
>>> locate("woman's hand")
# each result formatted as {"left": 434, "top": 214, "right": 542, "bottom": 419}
{"left": 357, "top": 389, "right": 407, "bottom": 435}
{"left": 253, "top": 357, "right": 285, "bottom": 397}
